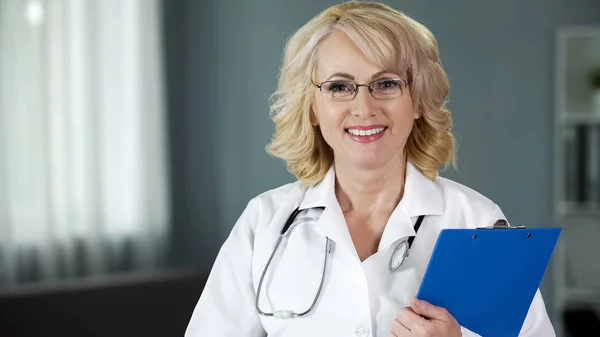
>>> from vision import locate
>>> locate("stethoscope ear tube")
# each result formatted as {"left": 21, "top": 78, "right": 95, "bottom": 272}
{"left": 255, "top": 234, "right": 285, "bottom": 317}
{"left": 390, "top": 239, "right": 410, "bottom": 272}
{"left": 256, "top": 206, "right": 329, "bottom": 318}
{"left": 281, "top": 207, "right": 303, "bottom": 235}
{"left": 255, "top": 234, "right": 333, "bottom": 318}
{"left": 389, "top": 215, "right": 426, "bottom": 272}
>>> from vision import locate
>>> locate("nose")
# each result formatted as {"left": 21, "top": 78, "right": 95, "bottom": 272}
{"left": 351, "top": 86, "right": 376, "bottom": 119}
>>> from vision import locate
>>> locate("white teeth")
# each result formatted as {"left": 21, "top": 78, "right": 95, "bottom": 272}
{"left": 347, "top": 127, "right": 386, "bottom": 136}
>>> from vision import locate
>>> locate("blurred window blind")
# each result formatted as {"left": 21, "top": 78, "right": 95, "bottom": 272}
{"left": 0, "top": 0, "right": 170, "bottom": 286}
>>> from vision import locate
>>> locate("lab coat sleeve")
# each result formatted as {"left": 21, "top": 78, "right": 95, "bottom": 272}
{"left": 517, "top": 289, "right": 556, "bottom": 336}
{"left": 492, "top": 204, "right": 556, "bottom": 337}
{"left": 185, "top": 198, "right": 266, "bottom": 337}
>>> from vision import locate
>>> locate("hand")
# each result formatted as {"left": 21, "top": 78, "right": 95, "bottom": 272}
{"left": 388, "top": 296, "right": 461, "bottom": 337}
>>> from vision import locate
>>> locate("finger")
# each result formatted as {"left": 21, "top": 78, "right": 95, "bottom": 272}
{"left": 396, "top": 307, "right": 426, "bottom": 331}
{"left": 410, "top": 296, "right": 450, "bottom": 321}
{"left": 392, "top": 317, "right": 411, "bottom": 332}
{"left": 389, "top": 318, "right": 410, "bottom": 337}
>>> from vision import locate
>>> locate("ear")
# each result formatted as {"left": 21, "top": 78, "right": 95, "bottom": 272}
{"left": 413, "top": 102, "right": 422, "bottom": 120}
{"left": 413, "top": 108, "right": 421, "bottom": 120}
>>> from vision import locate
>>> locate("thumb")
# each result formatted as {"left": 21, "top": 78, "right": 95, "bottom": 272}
{"left": 410, "top": 296, "right": 448, "bottom": 320}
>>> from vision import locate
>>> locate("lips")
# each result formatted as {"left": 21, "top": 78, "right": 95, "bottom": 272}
{"left": 346, "top": 127, "right": 387, "bottom": 136}
{"left": 344, "top": 126, "right": 388, "bottom": 143}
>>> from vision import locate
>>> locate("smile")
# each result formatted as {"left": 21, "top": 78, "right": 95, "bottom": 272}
{"left": 345, "top": 127, "right": 387, "bottom": 136}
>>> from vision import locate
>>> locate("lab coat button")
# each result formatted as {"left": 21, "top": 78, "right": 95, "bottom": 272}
{"left": 354, "top": 326, "right": 370, "bottom": 337}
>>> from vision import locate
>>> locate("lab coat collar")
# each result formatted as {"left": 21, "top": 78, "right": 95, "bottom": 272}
{"left": 297, "top": 161, "right": 444, "bottom": 256}
{"left": 377, "top": 162, "right": 444, "bottom": 250}
{"left": 298, "top": 165, "right": 337, "bottom": 211}
{"left": 298, "top": 162, "right": 444, "bottom": 216}
{"left": 402, "top": 161, "right": 444, "bottom": 218}
{"left": 298, "top": 165, "right": 356, "bottom": 257}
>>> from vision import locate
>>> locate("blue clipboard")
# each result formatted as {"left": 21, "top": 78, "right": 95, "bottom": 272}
{"left": 415, "top": 220, "right": 561, "bottom": 337}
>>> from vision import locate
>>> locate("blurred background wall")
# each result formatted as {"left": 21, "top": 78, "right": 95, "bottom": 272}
{"left": 1, "top": 0, "right": 600, "bottom": 336}
{"left": 164, "top": 0, "right": 600, "bottom": 264}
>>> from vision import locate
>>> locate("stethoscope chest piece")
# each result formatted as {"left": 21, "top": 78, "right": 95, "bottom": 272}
{"left": 389, "top": 239, "right": 410, "bottom": 272}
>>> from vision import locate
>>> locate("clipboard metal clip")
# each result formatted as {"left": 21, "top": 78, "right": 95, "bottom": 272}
{"left": 477, "top": 219, "right": 526, "bottom": 230}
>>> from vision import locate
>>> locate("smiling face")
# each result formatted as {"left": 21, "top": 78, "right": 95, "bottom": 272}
{"left": 312, "top": 30, "right": 420, "bottom": 170}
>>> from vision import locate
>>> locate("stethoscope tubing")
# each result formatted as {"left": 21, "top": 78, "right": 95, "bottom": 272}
{"left": 255, "top": 207, "right": 424, "bottom": 319}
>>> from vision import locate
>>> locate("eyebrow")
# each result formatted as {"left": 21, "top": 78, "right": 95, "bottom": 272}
{"left": 325, "top": 70, "right": 394, "bottom": 82}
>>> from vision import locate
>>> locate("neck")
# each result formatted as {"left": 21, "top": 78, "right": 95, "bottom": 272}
{"left": 334, "top": 154, "right": 407, "bottom": 216}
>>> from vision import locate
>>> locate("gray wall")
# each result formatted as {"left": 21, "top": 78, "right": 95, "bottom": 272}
{"left": 163, "top": 0, "right": 600, "bottom": 323}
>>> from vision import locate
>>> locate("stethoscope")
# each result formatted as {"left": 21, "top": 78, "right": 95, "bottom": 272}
{"left": 255, "top": 206, "right": 426, "bottom": 319}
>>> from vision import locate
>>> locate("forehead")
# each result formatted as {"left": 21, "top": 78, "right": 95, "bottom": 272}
{"left": 315, "top": 30, "right": 384, "bottom": 81}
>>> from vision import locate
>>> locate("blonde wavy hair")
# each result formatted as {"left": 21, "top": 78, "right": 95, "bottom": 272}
{"left": 266, "top": 1, "right": 456, "bottom": 186}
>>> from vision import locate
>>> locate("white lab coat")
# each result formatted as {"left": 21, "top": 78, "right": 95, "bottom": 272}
{"left": 185, "top": 162, "right": 555, "bottom": 337}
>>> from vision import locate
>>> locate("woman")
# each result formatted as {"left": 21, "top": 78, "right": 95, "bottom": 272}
{"left": 185, "top": 2, "right": 555, "bottom": 336}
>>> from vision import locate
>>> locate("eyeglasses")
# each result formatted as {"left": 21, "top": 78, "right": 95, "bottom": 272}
{"left": 314, "top": 78, "right": 411, "bottom": 101}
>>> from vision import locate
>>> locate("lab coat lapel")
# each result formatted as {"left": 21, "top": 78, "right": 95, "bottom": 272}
{"left": 378, "top": 162, "right": 444, "bottom": 251}
{"left": 298, "top": 166, "right": 359, "bottom": 260}
{"left": 402, "top": 162, "right": 443, "bottom": 218}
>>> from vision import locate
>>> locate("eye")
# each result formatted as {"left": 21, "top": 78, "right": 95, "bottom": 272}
{"left": 375, "top": 79, "right": 401, "bottom": 91}
{"left": 323, "top": 81, "right": 354, "bottom": 93}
